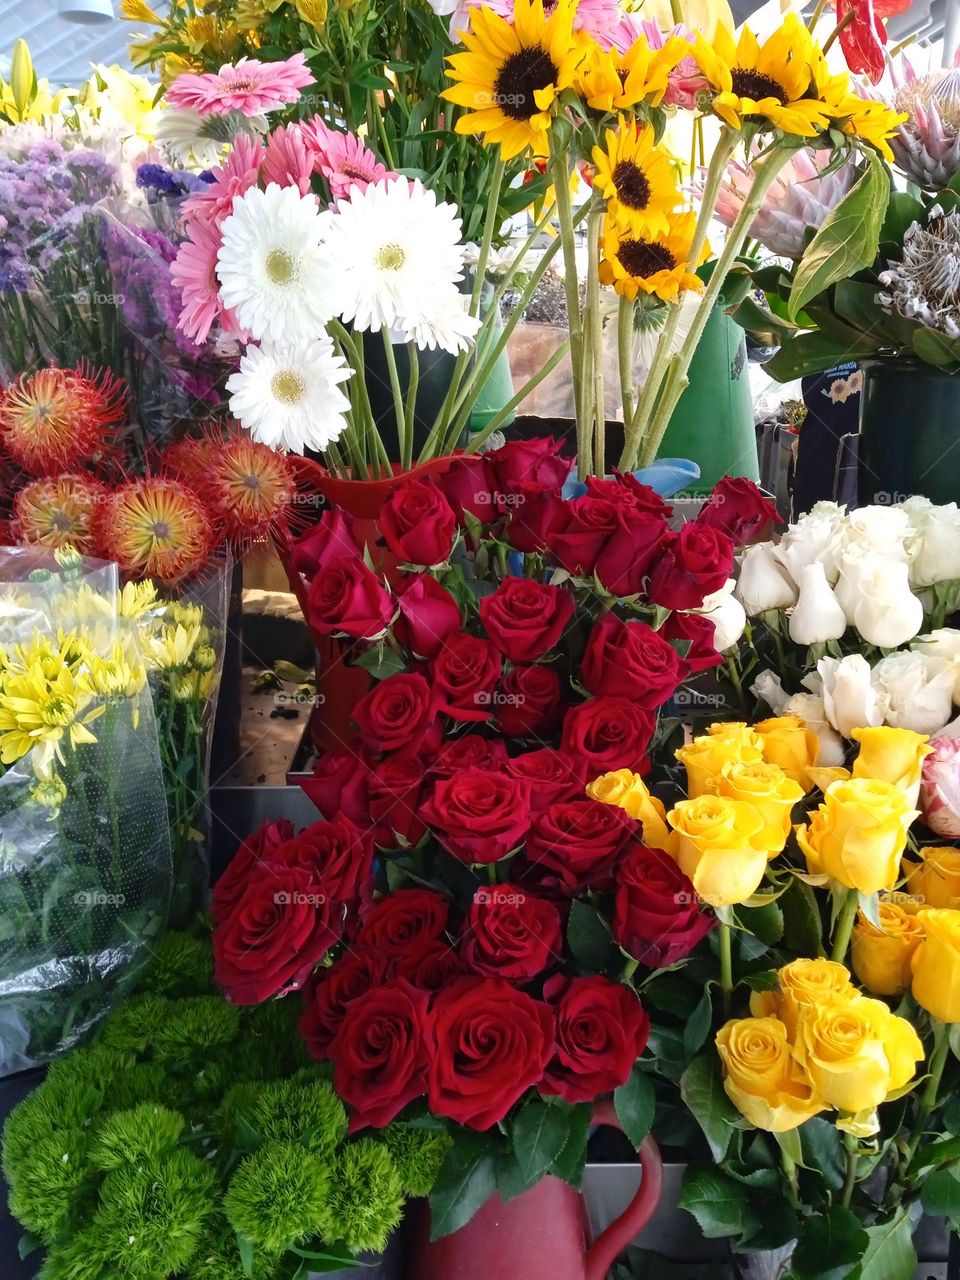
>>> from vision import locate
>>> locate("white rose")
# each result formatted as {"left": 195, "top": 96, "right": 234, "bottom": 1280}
{"left": 816, "top": 654, "right": 887, "bottom": 739}
{"left": 774, "top": 507, "right": 846, "bottom": 585}
{"left": 834, "top": 547, "right": 871, "bottom": 623}
{"left": 851, "top": 557, "right": 924, "bottom": 648}
{"left": 735, "top": 542, "right": 797, "bottom": 616}
{"left": 840, "top": 505, "right": 914, "bottom": 561}
{"left": 752, "top": 669, "right": 789, "bottom": 714}
{"left": 788, "top": 562, "right": 847, "bottom": 645}
{"left": 782, "top": 692, "right": 848, "bottom": 766}
{"left": 912, "top": 629, "right": 960, "bottom": 701}
{"left": 697, "top": 579, "right": 746, "bottom": 653}
{"left": 904, "top": 502, "right": 960, "bottom": 587}
{"left": 872, "top": 650, "right": 956, "bottom": 736}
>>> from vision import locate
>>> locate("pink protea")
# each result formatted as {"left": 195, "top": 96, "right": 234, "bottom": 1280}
{"left": 303, "top": 118, "right": 391, "bottom": 200}
{"left": 183, "top": 132, "right": 263, "bottom": 228}
{"left": 166, "top": 52, "right": 314, "bottom": 118}
{"left": 890, "top": 49, "right": 960, "bottom": 190}
{"left": 713, "top": 147, "right": 860, "bottom": 261}
{"left": 263, "top": 122, "right": 316, "bottom": 194}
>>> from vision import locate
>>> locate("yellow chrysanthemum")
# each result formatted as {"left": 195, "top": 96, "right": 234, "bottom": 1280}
{"left": 591, "top": 123, "right": 681, "bottom": 236}
{"left": 443, "top": 0, "right": 585, "bottom": 161}
{"left": 599, "top": 212, "right": 707, "bottom": 301}
{"left": 81, "top": 643, "right": 148, "bottom": 700}
{"left": 575, "top": 33, "right": 688, "bottom": 112}
{"left": 0, "top": 661, "right": 104, "bottom": 771}
{"left": 693, "top": 15, "right": 832, "bottom": 137}
{"left": 148, "top": 623, "right": 202, "bottom": 672}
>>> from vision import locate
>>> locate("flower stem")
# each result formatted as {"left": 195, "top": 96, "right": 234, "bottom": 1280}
{"left": 841, "top": 1133, "right": 859, "bottom": 1208}
{"left": 831, "top": 888, "right": 859, "bottom": 963}
{"left": 906, "top": 1020, "right": 951, "bottom": 1164}
{"left": 381, "top": 325, "right": 406, "bottom": 468}
{"left": 822, "top": 9, "right": 855, "bottom": 55}
{"left": 618, "top": 295, "right": 636, "bottom": 427}
{"left": 719, "top": 920, "right": 734, "bottom": 1017}
{"left": 403, "top": 341, "right": 419, "bottom": 472}
{"left": 585, "top": 201, "right": 606, "bottom": 478}
{"left": 550, "top": 148, "right": 586, "bottom": 458}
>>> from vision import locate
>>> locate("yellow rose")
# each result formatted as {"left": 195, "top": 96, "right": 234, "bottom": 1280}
{"left": 716, "top": 1017, "right": 824, "bottom": 1132}
{"left": 912, "top": 908, "right": 960, "bottom": 1023}
{"left": 586, "top": 769, "right": 669, "bottom": 848}
{"left": 675, "top": 723, "right": 764, "bottom": 798}
{"left": 666, "top": 794, "right": 775, "bottom": 907}
{"left": 851, "top": 901, "right": 925, "bottom": 997}
{"left": 750, "top": 957, "right": 856, "bottom": 1036}
{"left": 851, "top": 726, "right": 931, "bottom": 806}
{"left": 710, "top": 760, "right": 804, "bottom": 846}
{"left": 795, "top": 778, "right": 918, "bottom": 895}
{"left": 753, "top": 715, "right": 820, "bottom": 788}
{"left": 797, "top": 992, "right": 924, "bottom": 1114}
{"left": 905, "top": 847, "right": 960, "bottom": 910}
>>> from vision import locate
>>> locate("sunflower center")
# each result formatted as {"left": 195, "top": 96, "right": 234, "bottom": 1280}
{"left": 271, "top": 370, "right": 306, "bottom": 404}
{"left": 730, "top": 68, "right": 785, "bottom": 103}
{"left": 612, "top": 160, "right": 652, "bottom": 211}
{"left": 617, "top": 237, "right": 677, "bottom": 278}
{"left": 494, "top": 47, "right": 558, "bottom": 121}
{"left": 376, "top": 243, "right": 406, "bottom": 271}
{"left": 265, "top": 248, "right": 296, "bottom": 286}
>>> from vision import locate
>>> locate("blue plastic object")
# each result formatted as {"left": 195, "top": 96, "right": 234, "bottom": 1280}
{"left": 561, "top": 458, "right": 701, "bottom": 500}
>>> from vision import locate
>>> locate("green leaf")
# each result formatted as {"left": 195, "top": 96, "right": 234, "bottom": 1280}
{"left": 743, "top": 970, "right": 780, "bottom": 992}
{"left": 677, "top": 1164, "right": 759, "bottom": 1242}
{"left": 858, "top": 892, "right": 881, "bottom": 930}
{"left": 682, "top": 987, "right": 714, "bottom": 1056}
{"left": 353, "top": 644, "right": 407, "bottom": 680}
{"left": 680, "top": 1055, "right": 738, "bottom": 1162}
{"left": 764, "top": 330, "right": 880, "bottom": 382}
{"left": 496, "top": 1148, "right": 542, "bottom": 1202}
{"left": 859, "top": 1211, "right": 918, "bottom": 1280}
{"left": 832, "top": 279, "right": 884, "bottom": 333}
{"left": 788, "top": 152, "right": 888, "bottom": 320}
{"left": 548, "top": 1103, "right": 591, "bottom": 1189}
{"left": 237, "top": 1233, "right": 255, "bottom": 1279}
{"left": 510, "top": 1101, "right": 571, "bottom": 1185}
{"left": 773, "top": 1127, "right": 803, "bottom": 1170}
{"left": 566, "top": 899, "right": 617, "bottom": 971}
{"left": 786, "top": 1206, "right": 867, "bottom": 1280}
{"left": 921, "top": 1168, "right": 960, "bottom": 1221}
{"left": 429, "top": 1131, "right": 498, "bottom": 1241}
{"left": 882, "top": 189, "right": 925, "bottom": 243}
{"left": 780, "top": 878, "right": 824, "bottom": 958}
{"left": 912, "top": 327, "right": 960, "bottom": 370}
{"left": 288, "top": 1243, "right": 363, "bottom": 1269}
{"left": 614, "top": 1066, "right": 656, "bottom": 1147}
{"left": 17, "top": 1234, "right": 40, "bottom": 1261}
{"left": 737, "top": 900, "right": 784, "bottom": 947}
{"left": 798, "top": 1117, "right": 845, "bottom": 1191}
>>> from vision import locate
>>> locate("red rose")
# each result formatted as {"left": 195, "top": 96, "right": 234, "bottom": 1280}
{"left": 697, "top": 476, "right": 781, "bottom": 546}
{"left": 594, "top": 508, "right": 671, "bottom": 597}
{"left": 460, "top": 886, "right": 562, "bottom": 982}
{"left": 394, "top": 573, "right": 462, "bottom": 659}
{"left": 486, "top": 436, "right": 571, "bottom": 495}
{"left": 541, "top": 976, "right": 650, "bottom": 1104}
{"left": 506, "top": 749, "right": 588, "bottom": 809}
{"left": 288, "top": 508, "right": 359, "bottom": 577}
{"left": 663, "top": 610, "right": 723, "bottom": 674}
{"left": 507, "top": 485, "right": 567, "bottom": 554}
{"left": 431, "top": 633, "right": 501, "bottom": 722}
{"left": 332, "top": 978, "right": 430, "bottom": 1129}
{"left": 279, "top": 812, "right": 373, "bottom": 910}
{"left": 496, "top": 665, "right": 562, "bottom": 737}
{"left": 212, "top": 818, "right": 294, "bottom": 924}
{"left": 396, "top": 940, "right": 467, "bottom": 991}
{"left": 585, "top": 472, "right": 671, "bottom": 518}
{"left": 420, "top": 769, "right": 532, "bottom": 863}
{"left": 561, "top": 697, "right": 655, "bottom": 773}
{"left": 430, "top": 734, "right": 509, "bottom": 778}
{"left": 306, "top": 558, "right": 394, "bottom": 639}
{"left": 438, "top": 454, "right": 496, "bottom": 523}
{"left": 647, "top": 523, "right": 735, "bottom": 611}
{"left": 353, "top": 672, "right": 439, "bottom": 753}
{"left": 520, "top": 799, "right": 635, "bottom": 894}
{"left": 581, "top": 613, "right": 685, "bottom": 708}
{"left": 427, "top": 977, "right": 555, "bottom": 1129}
{"left": 479, "top": 577, "right": 575, "bottom": 664}
{"left": 549, "top": 495, "right": 619, "bottom": 575}
{"left": 613, "top": 844, "right": 715, "bottom": 967}
{"left": 380, "top": 476, "right": 457, "bottom": 567}
{"left": 300, "top": 948, "right": 390, "bottom": 1060}
{"left": 214, "top": 866, "right": 343, "bottom": 1004}
{"left": 369, "top": 752, "right": 427, "bottom": 848}
{"left": 299, "top": 746, "right": 372, "bottom": 826}
{"left": 356, "top": 888, "right": 450, "bottom": 957}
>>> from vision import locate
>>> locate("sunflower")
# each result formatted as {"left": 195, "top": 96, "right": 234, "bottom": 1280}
{"left": 693, "top": 15, "right": 832, "bottom": 137}
{"left": 591, "top": 123, "right": 681, "bottom": 236}
{"left": 443, "top": 0, "right": 585, "bottom": 161}
{"left": 818, "top": 72, "right": 907, "bottom": 163}
{"left": 575, "top": 32, "right": 688, "bottom": 113}
{"left": 599, "top": 212, "right": 707, "bottom": 301}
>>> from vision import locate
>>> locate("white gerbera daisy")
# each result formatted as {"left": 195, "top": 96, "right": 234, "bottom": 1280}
{"left": 320, "top": 177, "right": 469, "bottom": 336}
{"left": 225, "top": 338, "right": 352, "bottom": 454}
{"left": 155, "top": 106, "right": 268, "bottom": 168}
{"left": 217, "top": 184, "right": 338, "bottom": 345}
{"left": 399, "top": 290, "right": 482, "bottom": 354}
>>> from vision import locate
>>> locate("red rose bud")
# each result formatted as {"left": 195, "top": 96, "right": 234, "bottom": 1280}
{"left": 356, "top": 888, "right": 450, "bottom": 957}
{"left": 426, "top": 977, "right": 555, "bottom": 1129}
{"left": 506, "top": 748, "right": 588, "bottom": 810}
{"left": 549, "top": 494, "right": 620, "bottom": 575}
{"left": 613, "top": 844, "right": 715, "bottom": 967}
{"left": 298, "top": 746, "right": 372, "bottom": 825}
{"left": 697, "top": 476, "right": 781, "bottom": 546}
{"left": 438, "top": 454, "right": 497, "bottom": 524}
{"left": 212, "top": 818, "right": 295, "bottom": 924}
{"left": 214, "top": 865, "right": 344, "bottom": 1004}
{"left": 460, "top": 887, "right": 563, "bottom": 982}
{"left": 430, "top": 734, "right": 510, "bottom": 778}
{"left": 380, "top": 476, "right": 457, "bottom": 567}
{"left": 486, "top": 435, "right": 572, "bottom": 494}
{"left": 394, "top": 572, "right": 462, "bottom": 659}
{"left": 506, "top": 484, "right": 567, "bottom": 554}
{"left": 585, "top": 472, "right": 671, "bottom": 517}
{"left": 369, "top": 752, "right": 428, "bottom": 847}
{"left": 594, "top": 508, "right": 671, "bottom": 597}
{"left": 542, "top": 975, "right": 650, "bottom": 1104}
{"left": 520, "top": 799, "right": 636, "bottom": 895}
{"left": 306, "top": 557, "right": 394, "bottom": 639}
{"left": 647, "top": 523, "right": 735, "bottom": 612}
{"left": 663, "top": 610, "right": 723, "bottom": 674}
{"left": 431, "top": 632, "right": 502, "bottom": 722}
{"left": 420, "top": 768, "right": 532, "bottom": 863}
{"left": 581, "top": 613, "right": 686, "bottom": 707}
{"left": 561, "top": 696, "right": 655, "bottom": 774}
{"left": 332, "top": 978, "right": 431, "bottom": 1129}
{"left": 353, "top": 672, "right": 439, "bottom": 753}
{"left": 479, "top": 576, "right": 575, "bottom": 664}
{"left": 496, "top": 664, "right": 563, "bottom": 737}
{"left": 288, "top": 507, "right": 359, "bottom": 577}
{"left": 300, "top": 948, "right": 390, "bottom": 1060}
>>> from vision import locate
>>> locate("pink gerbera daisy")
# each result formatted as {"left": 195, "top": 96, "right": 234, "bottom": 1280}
{"left": 171, "top": 218, "right": 247, "bottom": 345}
{"left": 183, "top": 132, "right": 263, "bottom": 227}
{"left": 262, "top": 122, "right": 315, "bottom": 195}
{"left": 166, "top": 52, "right": 314, "bottom": 118}
{"left": 301, "top": 119, "right": 390, "bottom": 200}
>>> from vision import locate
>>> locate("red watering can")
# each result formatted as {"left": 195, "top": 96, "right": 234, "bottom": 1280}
{"left": 405, "top": 1101, "right": 664, "bottom": 1280}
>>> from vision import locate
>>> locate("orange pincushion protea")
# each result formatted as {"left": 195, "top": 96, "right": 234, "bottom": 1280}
{"left": 0, "top": 365, "right": 126, "bottom": 476}
{"left": 14, "top": 474, "right": 107, "bottom": 554}
{"left": 204, "top": 435, "right": 296, "bottom": 545}
{"left": 99, "top": 478, "right": 212, "bottom": 582}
